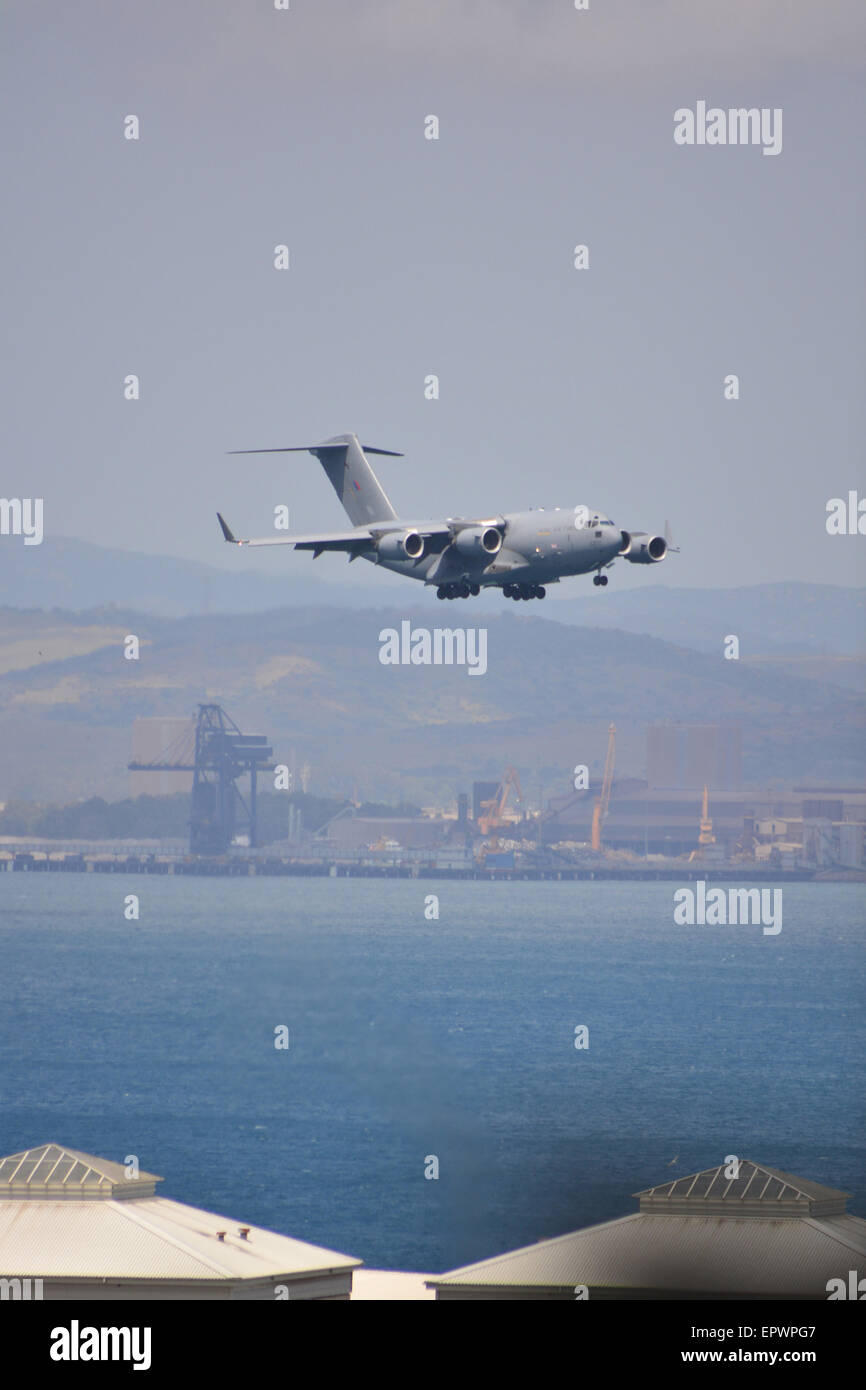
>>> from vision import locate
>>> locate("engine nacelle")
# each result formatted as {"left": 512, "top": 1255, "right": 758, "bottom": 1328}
{"left": 376, "top": 530, "right": 425, "bottom": 562}
{"left": 452, "top": 525, "right": 503, "bottom": 558}
{"left": 624, "top": 533, "right": 667, "bottom": 564}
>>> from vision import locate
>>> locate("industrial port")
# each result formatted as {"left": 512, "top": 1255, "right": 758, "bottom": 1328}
{"left": 2, "top": 703, "right": 862, "bottom": 882}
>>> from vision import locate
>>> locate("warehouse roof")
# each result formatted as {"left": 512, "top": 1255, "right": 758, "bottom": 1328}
{"left": 0, "top": 1143, "right": 360, "bottom": 1284}
{"left": 430, "top": 1160, "right": 866, "bottom": 1297}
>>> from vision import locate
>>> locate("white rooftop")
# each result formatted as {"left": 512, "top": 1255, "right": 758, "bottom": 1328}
{"left": 431, "top": 1160, "right": 866, "bottom": 1297}
{"left": 350, "top": 1270, "right": 435, "bottom": 1301}
{"left": 0, "top": 1144, "right": 360, "bottom": 1286}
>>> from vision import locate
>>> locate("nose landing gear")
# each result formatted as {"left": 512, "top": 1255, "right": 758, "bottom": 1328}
{"left": 593, "top": 572, "right": 608, "bottom": 587}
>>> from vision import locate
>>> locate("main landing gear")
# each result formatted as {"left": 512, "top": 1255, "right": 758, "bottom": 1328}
{"left": 593, "top": 573, "right": 608, "bottom": 587}
{"left": 503, "top": 583, "right": 546, "bottom": 600}
{"left": 436, "top": 581, "right": 481, "bottom": 599}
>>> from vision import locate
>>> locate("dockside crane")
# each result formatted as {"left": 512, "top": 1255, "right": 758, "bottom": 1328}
{"left": 688, "top": 785, "right": 716, "bottom": 862}
{"left": 128, "top": 703, "right": 274, "bottom": 855}
{"left": 590, "top": 723, "right": 616, "bottom": 852}
{"left": 477, "top": 767, "right": 524, "bottom": 836}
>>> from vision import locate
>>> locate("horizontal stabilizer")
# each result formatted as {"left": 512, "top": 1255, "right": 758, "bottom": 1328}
{"left": 229, "top": 444, "right": 403, "bottom": 457}
{"left": 227, "top": 433, "right": 402, "bottom": 526}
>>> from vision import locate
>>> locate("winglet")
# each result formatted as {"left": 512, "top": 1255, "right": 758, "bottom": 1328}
{"left": 217, "top": 512, "right": 238, "bottom": 543}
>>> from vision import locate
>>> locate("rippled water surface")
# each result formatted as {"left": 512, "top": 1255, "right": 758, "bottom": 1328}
{"left": 1, "top": 874, "right": 863, "bottom": 1271}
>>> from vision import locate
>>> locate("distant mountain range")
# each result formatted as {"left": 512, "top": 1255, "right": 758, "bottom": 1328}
{"left": 1, "top": 534, "right": 369, "bottom": 618}
{"left": 0, "top": 601, "right": 862, "bottom": 806}
{"left": 2, "top": 534, "right": 865, "bottom": 658}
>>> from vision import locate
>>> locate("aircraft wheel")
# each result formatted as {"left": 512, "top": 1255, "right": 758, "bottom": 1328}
{"left": 600, "top": 575, "right": 608, "bottom": 586}
{"left": 593, "top": 575, "right": 601, "bottom": 586}
{"left": 537, "top": 586, "right": 546, "bottom": 599}
{"left": 503, "top": 584, "right": 513, "bottom": 598}
{"left": 459, "top": 581, "right": 471, "bottom": 598}
{"left": 470, "top": 583, "right": 480, "bottom": 597}
{"left": 436, "top": 586, "right": 447, "bottom": 599}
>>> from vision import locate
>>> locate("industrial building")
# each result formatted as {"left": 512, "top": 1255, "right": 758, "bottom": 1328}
{"left": 0, "top": 1143, "right": 359, "bottom": 1300}
{"left": 428, "top": 1160, "right": 866, "bottom": 1300}
{"left": 320, "top": 814, "right": 452, "bottom": 854}
{"left": 647, "top": 724, "right": 742, "bottom": 791}
{"left": 542, "top": 783, "right": 866, "bottom": 864}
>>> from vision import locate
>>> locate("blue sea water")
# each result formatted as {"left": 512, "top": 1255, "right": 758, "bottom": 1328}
{"left": 0, "top": 874, "right": 863, "bottom": 1274}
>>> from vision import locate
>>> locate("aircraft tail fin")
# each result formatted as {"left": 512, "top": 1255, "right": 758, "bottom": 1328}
{"left": 229, "top": 432, "right": 400, "bottom": 526}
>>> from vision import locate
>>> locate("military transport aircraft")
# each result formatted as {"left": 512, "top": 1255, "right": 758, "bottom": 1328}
{"left": 217, "top": 432, "right": 677, "bottom": 600}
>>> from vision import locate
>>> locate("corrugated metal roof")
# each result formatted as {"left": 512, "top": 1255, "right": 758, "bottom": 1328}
{"left": 430, "top": 1211, "right": 866, "bottom": 1294}
{"left": 0, "top": 1196, "right": 361, "bottom": 1281}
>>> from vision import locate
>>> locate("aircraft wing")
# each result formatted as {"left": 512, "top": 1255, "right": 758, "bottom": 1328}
{"left": 217, "top": 514, "right": 373, "bottom": 553}
{"left": 217, "top": 513, "right": 454, "bottom": 556}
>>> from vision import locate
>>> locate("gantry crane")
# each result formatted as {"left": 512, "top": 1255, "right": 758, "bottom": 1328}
{"left": 128, "top": 703, "right": 274, "bottom": 855}
{"left": 590, "top": 723, "right": 616, "bottom": 852}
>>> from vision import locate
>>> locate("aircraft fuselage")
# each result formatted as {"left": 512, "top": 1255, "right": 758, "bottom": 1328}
{"left": 371, "top": 506, "right": 628, "bottom": 589}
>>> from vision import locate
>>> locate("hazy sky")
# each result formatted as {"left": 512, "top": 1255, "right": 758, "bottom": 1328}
{"left": 3, "top": 0, "right": 864, "bottom": 592}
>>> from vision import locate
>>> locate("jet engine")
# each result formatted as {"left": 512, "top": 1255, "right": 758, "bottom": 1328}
{"left": 624, "top": 533, "right": 667, "bottom": 564}
{"left": 376, "top": 530, "right": 426, "bottom": 562}
{"left": 452, "top": 525, "right": 503, "bottom": 558}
